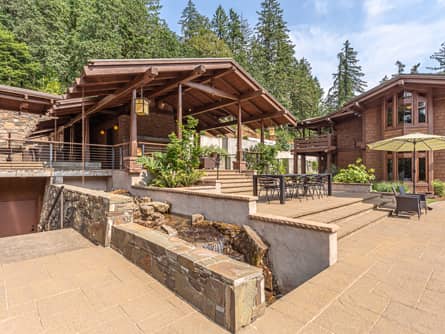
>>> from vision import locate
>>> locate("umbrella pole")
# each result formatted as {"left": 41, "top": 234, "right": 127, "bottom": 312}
{"left": 412, "top": 141, "right": 416, "bottom": 194}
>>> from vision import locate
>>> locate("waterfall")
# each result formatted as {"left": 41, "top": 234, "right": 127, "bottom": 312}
{"left": 201, "top": 238, "right": 225, "bottom": 254}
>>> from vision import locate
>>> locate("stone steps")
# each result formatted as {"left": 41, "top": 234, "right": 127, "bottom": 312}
{"left": 0, "top": 161, "right": 45, "bottom": 169}
{"left": 337, "top": 209, "right": 390, "bottom": 239}
{"left": 300, "top": 201, "right": 378, "bottom": 224}
{"left": 200, "top": 170, "right": 254, "bottom": 195}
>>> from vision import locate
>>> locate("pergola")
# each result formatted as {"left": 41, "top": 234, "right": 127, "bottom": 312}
{"left": 38, "top": 58, "right": 296, "bottom": 170}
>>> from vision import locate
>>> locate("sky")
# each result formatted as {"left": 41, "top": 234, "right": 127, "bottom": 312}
{"left": 160, "top": 0, "right": 445, "bottom": 93}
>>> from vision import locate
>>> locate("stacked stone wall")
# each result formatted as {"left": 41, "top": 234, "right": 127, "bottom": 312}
{"left": 0, "top": 109, "right": 41, "bottom": 140}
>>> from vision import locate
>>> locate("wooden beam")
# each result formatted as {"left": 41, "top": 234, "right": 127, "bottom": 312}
{"left": 150, "top": 65, "right": 206, "bottom": 98}
{"left": 199, "top": 110, "right": 284, "bottom": 131}
{"left": 185, "top": 90, "right": 264, "bottom": 117}
{"left": 183, "top": 81, "right": 238, "bottom": 100}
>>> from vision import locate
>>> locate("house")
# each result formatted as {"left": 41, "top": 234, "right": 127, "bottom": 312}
{"left": 294, "top": 74, "right": 445, "bottom": 192}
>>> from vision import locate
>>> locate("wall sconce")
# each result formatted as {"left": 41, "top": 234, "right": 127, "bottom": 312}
{"left": 99, "top": 129, "right": 105, "bottom": 136}
{"left": 113, "top": 124, "right": 119, "bottom": 131}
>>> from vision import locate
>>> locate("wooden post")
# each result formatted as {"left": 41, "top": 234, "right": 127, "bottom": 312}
{"left": 130, "top": 88, "right": 138, "bottom": 157}
{"left": 327, "top": 152, "right": 332, "bottom": 174}
{"left": 81, "top": 87, "right": 85, "bottom": 185}
{"left": 301, "top": 154, "right": 307, "bottom": 174}
{"left": 177, "top": 83, "right": 183, "bottom": 139}
{"left": 260, "top": 119, "right": 265, "bottom": 144}
{"left": 84, "top": 117, "right": 90, "bottom": 161}
{"left": 237, "top": 103, "right": 243, "bottom": 171}
{"left": 69, "top": 126, "right": 74, "bottom": 160}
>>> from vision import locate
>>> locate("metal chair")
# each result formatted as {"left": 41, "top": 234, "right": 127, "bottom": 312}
{"left": 258, "top": 177, "right": 280, "bottom": 203}
{"left": 392, "top": 185, "right": 422, "bottom": 219}
{"left": 398, "top": 185, "right": 427, "bottom": 214}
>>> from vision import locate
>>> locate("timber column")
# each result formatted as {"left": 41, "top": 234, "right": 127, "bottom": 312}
{"left": 234, "top": 103, "right": 246, "bottom": 172}
{"left": 177, "top": 83, "right": 183, "bottom": 139}
{"left": 125, "top": 88, "right": 140, "bottom": 172}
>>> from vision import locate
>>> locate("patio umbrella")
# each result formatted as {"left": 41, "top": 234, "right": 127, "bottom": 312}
{"left": 367, "top": 133, "right": 445, "bottom": 193}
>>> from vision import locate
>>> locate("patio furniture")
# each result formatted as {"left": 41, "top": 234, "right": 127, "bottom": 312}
{"left": 392, "top": 186, "right": 422, "bottom": 219}
{"left": 257, "top": 177, "right": 280, "bottom": 203}
{"left": 398, "top": 185, "right": 428, "bottom": 215}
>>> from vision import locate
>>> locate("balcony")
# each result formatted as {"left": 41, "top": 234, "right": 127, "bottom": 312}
{"left": 294, "top": 134, "right": 336, "bottom": 153}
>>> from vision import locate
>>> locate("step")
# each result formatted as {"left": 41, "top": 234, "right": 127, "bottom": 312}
{"left": 0, "top": 162, "right": 45, "bottom": 169}
{"left": 221, "top": 185, "right": 253, "bottom": 192}
{"left": 201, "top": 175, "right": 252, "bottom": 181}
{"left": 203, "top": 170, "right": 246, "bottom": 175}
{"left": 220, "top": 180, "right": 253, "bottom": 187}
{"left": 302, "top": 202, "right": 377, "bottom": 224}
{"left": 337, "top": 209, "right": 390, "bottom": 239}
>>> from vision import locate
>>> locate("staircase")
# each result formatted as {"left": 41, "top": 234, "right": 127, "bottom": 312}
{"left": 0, "top": 161, "right": 45, "bottom": 169}
{"left": 200, "top": 170, "right": 254, "bottom": 195}
{"left": 297, "top": 195, "right": 392, "bottom": 239}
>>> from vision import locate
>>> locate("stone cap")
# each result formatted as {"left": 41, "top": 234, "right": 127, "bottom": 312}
{"left": 249, "top": 213, "right": 339, "bottom": 233}
{"left": 54, "top": 184, "right": 132, "bottom": 204}
{"left": 133, "top": 185, "right": 258, "bottom": 202}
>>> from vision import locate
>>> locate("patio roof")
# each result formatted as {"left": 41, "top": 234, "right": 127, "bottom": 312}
{"left": 49, "top": 58, "right": 296, "bottom": 136}
{"left": 0, "top": 84, "right": 61, "bottom": 115}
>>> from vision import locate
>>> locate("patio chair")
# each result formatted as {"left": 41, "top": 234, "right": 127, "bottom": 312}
{"left": 258, "top": 177, "right": 280, "bottom": 203}
{"left": 391, "top": 186, "right": 422, "bottom": 219}
{"left": 398, "top": 186, "right": 427, "bottom": 214}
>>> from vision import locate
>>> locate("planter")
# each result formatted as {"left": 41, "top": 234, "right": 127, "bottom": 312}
{"left": 332, "top": 182, "right": 372, "bottom": 193}
{"left": 199, "top": 156, "right": 216, "bottom": 169}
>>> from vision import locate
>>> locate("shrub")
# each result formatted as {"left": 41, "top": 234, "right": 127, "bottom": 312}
{"left": 245, "top": 143, "right": 280, "bottom": 174}
{"left": 372, "top": 182, "right": 407, "bottom": 193}
{"left": 432, "top": 179, "right": 445, "bottom": 197}
{"left": 137, "top": 117, "right": 203, "bottom": 188}
{"left": 200, "top": 145, "right": 228, "bottom": 157}
{"left": 333, "top": 158, "right": 375, "bottom": 184}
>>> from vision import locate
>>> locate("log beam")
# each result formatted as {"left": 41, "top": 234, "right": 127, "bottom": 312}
{"left": 183, "top": 81, "right": 238, "bottom": 100}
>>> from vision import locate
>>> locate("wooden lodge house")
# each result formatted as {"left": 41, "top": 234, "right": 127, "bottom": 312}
{"left": 294, "top": 74, "right": 445, "bottom": 192}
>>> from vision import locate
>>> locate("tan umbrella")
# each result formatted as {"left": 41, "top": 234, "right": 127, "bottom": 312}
{"left": 367, "top": 133, "right": 445, "bottom": 193}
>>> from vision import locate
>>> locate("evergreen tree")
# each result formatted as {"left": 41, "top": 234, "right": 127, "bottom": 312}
{"left": 252, "top": 0, "right": 296, "bottom": 108}
{"left": 185, "top": 29, "right": 232, "bottom": 58}
{"left": 430, "top": 42, "right": 445, "bottom": 72}
{"left": 410, "top": 63, "right": 421, "bottom": 74}
{"left": 179, "top": 0, "right": 210, "bottom": 40}
{"left": 326, "top": 40, "right": 366, "bottom": 110}
{"left": 211, "top": 5, "right": 229, "bottom": 41}
{"left": 395, "top": 60, "right": 405, "bottom": 74}
{"left": 226, "top": 9, "right": 251, "bottom": 68}
{"left": 380, "top": 75, "right": 390, "bottom": 83}
{"left": 0, "top": 24, "right": 41, "bottom": 88}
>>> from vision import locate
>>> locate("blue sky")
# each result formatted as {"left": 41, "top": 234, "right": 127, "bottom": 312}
{"left": 160, "top": 0, "right": 445, "bottom": 92}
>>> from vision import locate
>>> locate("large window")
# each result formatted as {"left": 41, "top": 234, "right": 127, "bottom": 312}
{"left": 386, "top": 98, "right": 393, "bottom": 127}
{"left": 398, "top": 157, "right": 412, "bottom": 181}
{"left": 398, "top": 91, "right": 412, "bottom": 124}
{"left": 419, "top": 157, "right": 426, "bottom": 181}
{"left": 418, "top": 98, "right": 427, "bottom": 123}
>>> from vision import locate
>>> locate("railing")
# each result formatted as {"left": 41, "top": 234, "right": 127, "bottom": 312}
{"left": 294, "top": 134, "right": 336, "bottom": 152}
{"left": 0, "top": 135, "right": 166, "bottom": 170}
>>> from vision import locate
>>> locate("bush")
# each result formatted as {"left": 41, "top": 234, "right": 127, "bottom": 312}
{"left": 432, "top": 179, "right": 445, "bottom": 197}
{"left": 245, "top": 143, "right": 281, "bottom": 174}
{"left": 333, "top": 158, "right": 375, "bottom": 184}
{"left": 372, "top": 182, "right": 407, "bottom": 193}
{"left": 137, "top": 117, "right": 203, "bottom": 188}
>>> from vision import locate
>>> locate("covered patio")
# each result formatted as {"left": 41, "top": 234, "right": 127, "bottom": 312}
{"left": 29, "top": 58, "right": 295, "bottom": 172}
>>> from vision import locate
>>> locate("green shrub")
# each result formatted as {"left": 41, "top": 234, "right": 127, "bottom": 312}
{"left": 137, "top": 117, "right": 203, "bottom": 188}
{"left": 432, "top": 179, "right": 445, "bottom": 197}
{"left": 372, "top": 182, "right": 407, "bottom": 193}
{"left": 200, "top": 145, "right": 228, "bottom": 157}
{"left": 333, "top": 158, "right": 375, "bottom": 184}
{"left": 245, "top": 143, "right": 280, "bottom": 174}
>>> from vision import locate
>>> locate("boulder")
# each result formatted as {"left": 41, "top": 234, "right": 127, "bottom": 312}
{"left": 147, "top": 201, "right": 170, "bottom": 213}
{"left": 139, "top": 204, "right": 155, "bottom": 219}
{"left": 161, "top": 224, "right": 178, "bottom": 237}
{"left": 191, "top": 213, "right": 205, "bottom": 226}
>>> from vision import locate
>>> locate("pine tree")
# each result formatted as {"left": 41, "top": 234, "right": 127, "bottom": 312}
{"left": 252, "top": 0, "right": 296, "bottom": 108}
{"left": 211, "top": 5, "right": 229, "bottom": 42}
{"left": 226, "top": 9, "right": 251, "bottom": 67}
{"left": 326, "top": 40, "right": 367, "bottom": 110}
{"left": 395, "top": 60, "right": 405, "bottom": 74}
{"left": 410, "top": 63, "right": 420, "bottom": 74}
{"left": 179, "top": 0, "right": 210, "bottom": 40}
{"left": 380, "top": 75, "right": 390, "bottom": 83}
{"left": 185, "top": 30, "right": 232, "bottom": 58}
{"left": 430, "top": 42, "right": 445, "bottom": 72}
{"left": 0, "top": 24, "right": 41, "bottom": 88}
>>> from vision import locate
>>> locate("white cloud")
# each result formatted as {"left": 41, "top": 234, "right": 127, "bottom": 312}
{"left": 364, "top": 0, "right": 393, "bottom": 19}
{"left": 313, "top": 0, "right": 328, "bottom": 15}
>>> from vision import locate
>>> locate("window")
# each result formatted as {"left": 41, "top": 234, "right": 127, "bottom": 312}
{"left": 387, "top": 158, "right": 393, "bottom": 180}
{"left": 398, "top": 157, "right": 412, "bottom": 181}
{"left": 419, "top": 157, "right": 426, "bottom": 181}
{"left": 418, "top": 100, "right": 427, "bottom": 123}
{"left": 398, "top": 91, "right": 412, "bottom": 124}
{"left": 386, "top": 98, "right": 393, "bottom": 127}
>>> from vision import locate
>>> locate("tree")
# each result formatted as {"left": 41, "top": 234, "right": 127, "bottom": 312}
{"left": 179, "top": 0, "right": 210, "bottom": 40}
{"left": 227, "top": 9, "right": 251, "bottom": 68}
{"left": 395, "top": 60, "right": 405, "bottom": 74}
{"left": 326, "top": 40, "right": 367, "bottom": 110}
{"left": 211, "top": 5, "right": 229, "bottom": 41}
{"left": 380, "top": 75, "right": 390, "bottom": 83}
{"left": 252, "top": 0, "right": 296, "bottom": 108}
{"left": 0, "top": 24, "right": 41, "bottom": 88}
{"left": 185, "top": 29, "right": 232, "bottom": 58}
{"left": 430, "top": 42, "right": 445, "bottom": 72}
{"left": 410, "top": 63, "right": 421, "bottom": 74}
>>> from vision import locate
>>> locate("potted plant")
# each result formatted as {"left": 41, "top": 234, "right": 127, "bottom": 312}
{"left": 200, "top": 145, "right": 227, "bottom": 169}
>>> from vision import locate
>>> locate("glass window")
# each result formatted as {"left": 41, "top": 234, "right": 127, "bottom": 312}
{"left": 386, "top": 99, "right": 393, "bottom": 127}
{"left": 398, "top": 157, "right": 412, "bottom": 181}
{"left": 418, "top": 100, "right": 427, "bottom": 123}
{"left": 419, "top": 157, "right": 426, "bottom": 181}
{"left": 387, "top": 158, "right": 393, "bottom": 180}
{"left": 398, "top": 92, "right": 412, "bottom": 124}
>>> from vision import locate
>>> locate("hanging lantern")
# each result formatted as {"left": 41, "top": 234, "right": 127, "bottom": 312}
{"left": 135, "top": 87, "right": 150, "bottom": 116}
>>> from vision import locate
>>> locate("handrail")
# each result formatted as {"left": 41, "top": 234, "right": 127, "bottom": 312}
{"left": 45, "top": 186, "right": 64, "bottom": 231}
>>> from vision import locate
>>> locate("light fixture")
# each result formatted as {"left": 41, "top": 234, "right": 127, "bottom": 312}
{"left": 135, "top": 87, "right": 150, "bottom": 116}
{"left": 113, "top": 124, "right": 119, "bottom": 131}
{"left": 100, "top": 129, "right": 105, "bottom": 136}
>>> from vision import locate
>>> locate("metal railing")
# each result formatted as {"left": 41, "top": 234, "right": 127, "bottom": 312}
{"left": 0, "top": 134, "right": 167, "bottom": 170}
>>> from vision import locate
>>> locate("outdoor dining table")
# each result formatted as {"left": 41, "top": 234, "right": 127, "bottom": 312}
{"left": 252, "top": 173, "right": 332, "bottom": 204}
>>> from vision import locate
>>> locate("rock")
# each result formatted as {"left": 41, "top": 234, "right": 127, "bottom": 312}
{"left": 147, "top": 201, "right": 170, "bottom": 213}
{"left": 139, "top": 204, "right": 155, "bottom": 218}
{"left": 151, "top": 212, "right": 165, "bottom": 224}
{"left": 241, "top": 225, "right": 268, "bottom": 267}
{"left": 191, "top": 213, "right": 205, "bottom": 226}
{"left": 136, "top": 196, "right": 152, "bottom": 204}
{"left": 161, "top": 224, "right": 178, "bottom": 237}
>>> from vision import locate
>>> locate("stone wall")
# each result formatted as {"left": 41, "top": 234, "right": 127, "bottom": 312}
{"left": 111, "top": 223, "right": 265, "bottom": 333}
{"left": 39, "top": 184, "right": 133, "bottom": 246}
{"left": 0, "top": 109, "right": 41, "bottom": 140}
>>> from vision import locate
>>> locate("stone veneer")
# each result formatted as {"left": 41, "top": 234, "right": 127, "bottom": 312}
{"left": 111, "top": 223, "right": 266, "bottom": 333}
{"left": 0, "top": 109, "right": 42, "bottom": 140}
{"left": 39, "top": 184, "right": 133, "bottom": 246}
